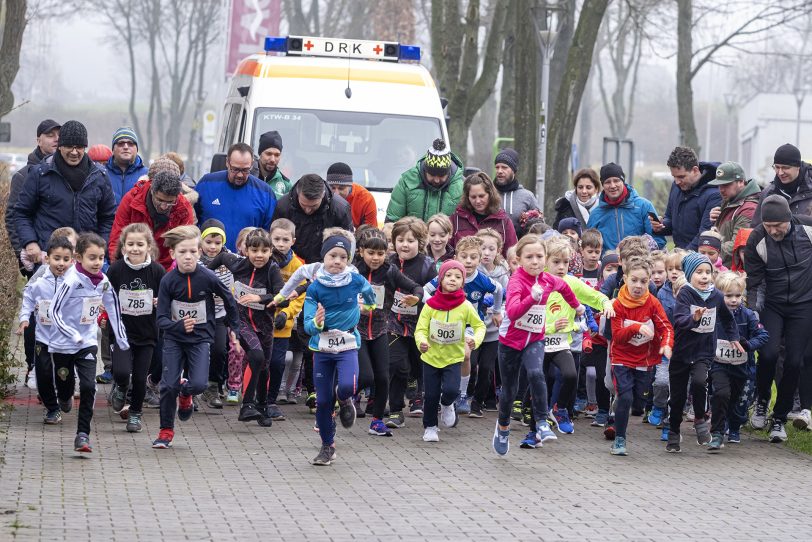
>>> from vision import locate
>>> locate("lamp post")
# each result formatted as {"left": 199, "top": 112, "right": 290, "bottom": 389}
{"left": 723, "top": 92, "right": 736, "bottom": 160}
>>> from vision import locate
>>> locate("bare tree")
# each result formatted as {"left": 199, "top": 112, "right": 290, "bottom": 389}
{"left": 511, "top": 0, "right": 540, "bottom": 190}
{"left": 283, "top": 0, "right": 372, "bottom": 38}
{"left": 0, "top": 0, "right": 28, "bottom": 120}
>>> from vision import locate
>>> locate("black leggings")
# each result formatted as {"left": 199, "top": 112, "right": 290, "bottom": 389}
{"left": 209, "top": 318, "right": 228, "bottom": 385}
{"left": 469, "top": 340, "right": 498, "bottom": 404}
{"left": 668, "top": 358, "right": 710, "bottom": 433}
{"left": 584, "top": 345, "right": 610, "bottom": 412}
{"left": 112, "top": 343, "right": 154, "bottom": 413}
{"left": 543, "top": 349, "right": 577, "bottom": 410}
{"left": 388, "top": 334, "right": 422, "bottom": 413}
{"left": 358, "top": 334, "right": 390, "bottom": 419}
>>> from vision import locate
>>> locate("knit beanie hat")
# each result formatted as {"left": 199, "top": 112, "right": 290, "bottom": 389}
{"left": 424, "top": 139, "right": 452, "bottom": 176}
{"left": 112, "top": 127, "right": 139, "bottom": 149}
{"left": 201, "top": 218, "right": 227, "bottom": 245}
{"left": 682, "top": 252, "right": 712, "bottom": 282}
{"left": 58, "top": 120, "right": 88, "bottom": 148}
{"left": 87, "top": 144, "right": 113, "bottom": 163}
{"left": 437, "top": 260, "right": 466, "bottom": 292}
{"left": 321, "top": 235, "right": 352, "bottom": 259}
{"left": 557, "top": 217, "right": 582, "bottom": 237}
{"left": 326, "top": 162, "right": 353, "bottom": 186}
{"left": 148, "top": 157, "right": 181, "bottom": 179}
{"left": 258, "top": 130, "right": 283, "bottom": 154}
{"left": 601, "top": 253, "right": 619, "bottom": 268}
{"left": 494, "top": 148, "right": 519, "bottom": 173}
{"left": 774, "top": 143, "right": 802, "bottom": 167}
{"left": 760, "top": 194, "right": 792, "bottom": 223}
{"left": 600, "top": 162, "right": 625, "bottom": 183}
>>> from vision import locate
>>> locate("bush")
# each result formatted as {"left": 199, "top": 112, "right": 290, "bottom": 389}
{"left": 0, "top": 164, "right": 22, "bottom": 398}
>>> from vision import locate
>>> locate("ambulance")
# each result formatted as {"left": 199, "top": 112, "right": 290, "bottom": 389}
{"left": 215, "top": 35, "right": 449, "bottom": 223}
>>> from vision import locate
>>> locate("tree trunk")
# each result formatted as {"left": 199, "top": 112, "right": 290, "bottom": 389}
{"left": 676, "top": 0, "right": 699, "bottom": 152}
{"left": 498, "top": 32, "right": 515, "bottom": 141}
{"left": 547, "top": 0, "right": 575, "bottom": 131}
{"left": 0, "top": 0, "right": 27, "bottom": 120}
{"left": 512, "top": 0, "right": 540, "bottom": 192}
{"left": 469, "top": 93, "right": 497, "bottom": 170}
{"left": 577, "top": 68, "right": 593, "bottom": 169}
{"left": 546, "top": 0, "right": 608, "bottom": 217}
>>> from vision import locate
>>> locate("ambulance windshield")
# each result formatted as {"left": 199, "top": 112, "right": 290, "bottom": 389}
{"left": 253, "top": 108, "right": 443, "bottom": 191}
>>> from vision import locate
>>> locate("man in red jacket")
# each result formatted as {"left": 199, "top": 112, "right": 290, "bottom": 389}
{"left": 108, "top": 158, "right": 195, "bottom": 270}
{"left": 325, "top": 162, "right": 378, "bottom": 227}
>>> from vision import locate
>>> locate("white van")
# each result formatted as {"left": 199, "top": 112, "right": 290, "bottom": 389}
{"left": 215, "top": 35, "right": 449, "bottom": 223}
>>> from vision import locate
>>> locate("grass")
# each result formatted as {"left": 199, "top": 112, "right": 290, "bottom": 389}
{"left": 743, "top": 383, "right": 812, "bottom": 455}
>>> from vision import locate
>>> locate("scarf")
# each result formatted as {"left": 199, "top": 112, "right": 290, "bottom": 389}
{"left": 498, "top": 177, "right": 520, "bottom": 193}
{"left": 315, "top": 265, "right": 353, "bottom": 288}
{"left": 603, "top": 184, "right": 629, "bottom": 207}
{"left": 688, "top": 283, "right": 715, "bottom": 301}
{"left": 617, "top": 284, "right": 649, "bottom": 309}
{"left": 273, "top": 248, "right": 294, "bottom": 269}
{"left": 124, "top": 254, "right": 152, "bottom": 270}
{"left": 146, "top": 190, "right": 171, "bottom": 229}
{"left": 54, "top": 152, "right": 90, "bottom": 192}
{"left": 426, "top": 288, "right": 466, "bottom": 311}
{"left": 575, "top": 194, "right": 598, "bottom": 224}
{"left": 76, "top": 262, "right": 103, "bottom": 287}
{"left": 778, "top": 176, "right": 802, "bottom": 197}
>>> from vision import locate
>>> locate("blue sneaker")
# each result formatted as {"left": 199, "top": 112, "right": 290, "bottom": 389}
{"left": 592, "top": 410, "right": 608, "bottom": 427}
{"left": 555, "top": 408, "right": 574, "bottom": 434}
{"left": 492, "top": 424, "right": 510, "bottom": 456}
{"left": 610, "top": 436, "right": 628, "bottom": 456}
{"left": 456, "top": 395, "right": 471, "bottom": 415}
{"left": 574, "top": 398, "right": 587, "bottom": 414}
{"left": 95, "top": 370, "right": 113, "bottom": 384}
{"left": 520, "top": 431, "right": 541, "bottom": 449}
{"left": 368, "top": 419, "right": 393, "bottom": 437}
{"left": 660, "top": 427, "right": 669, "bottom": 441}
{"left": 536, "top": 422, "right": 558, "bottom": 442}
{"left": 727, "top": 430, "right": 741, "bottom": 444}
{"left": 648, "top": 406, "right": 665, "bottom": 426}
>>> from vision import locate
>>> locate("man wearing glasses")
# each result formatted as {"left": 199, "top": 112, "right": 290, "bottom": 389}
{"left": 752, "top": 143, "right": 812, "bottom": 226}
{"left": 194, "top": 142, "right": 276, "bottom": 252}
{"left": 15, "top": 120, "right": 116, "bottom": 265}
{"left": 106, "top": 127, "right": 148, "bottom": 205}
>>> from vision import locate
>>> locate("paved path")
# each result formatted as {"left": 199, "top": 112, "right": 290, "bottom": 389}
{"left": 1, "top": 366, "right": 811, "bottom": 541}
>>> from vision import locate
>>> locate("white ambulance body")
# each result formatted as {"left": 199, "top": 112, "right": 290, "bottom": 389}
{"left": 216, "top": 35, "right": 448, "bottom": 223}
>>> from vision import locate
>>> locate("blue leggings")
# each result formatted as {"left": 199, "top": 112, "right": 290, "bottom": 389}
{"left": 313, "top": 350, "right": 358, "bottom": 446}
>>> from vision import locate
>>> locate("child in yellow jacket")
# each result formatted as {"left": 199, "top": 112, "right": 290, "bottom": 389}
{"left": 415, "top": 260, "right": 486, "bottom": 442}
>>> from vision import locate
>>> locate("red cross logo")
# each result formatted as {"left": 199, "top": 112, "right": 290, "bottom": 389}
{"left": 304, "top": 40, "right": 314, "bottom": 51}
{"left": 373, "top": 44, "right": 383, "bottom": 55}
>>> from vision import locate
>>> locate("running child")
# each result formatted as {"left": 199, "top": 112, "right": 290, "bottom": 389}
{"left": 580, "top": 229, "right": 603, "bottom": 288}
{"left": 153, "top": 226, "right": 240, "bottom": 449}
{"left": 223, "top": 226, "right": 257, "bottom": 403}
{"left": 304, "top": 234, "right": 377, "bottom": 466}
{"left": 667, "top": 252, "right": 741, "bottom": 453}
{"left": 50, "top": 233, "right": 130, "bottom": 453}
{"left": 415, "top": 260, "right": 486, "bottom": 442}
{"left": 427, "top": 213, "right": 455, "bottom": 269}
{"left": 107, "top": 223, "right": 166, "bottom": 433}
{"left": 609, "top": 256, "right": 674, "bottom": 455}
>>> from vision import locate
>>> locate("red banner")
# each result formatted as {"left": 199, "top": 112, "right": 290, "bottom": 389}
{"left": 226, "top": 0, "right": 281, "bottom": 77}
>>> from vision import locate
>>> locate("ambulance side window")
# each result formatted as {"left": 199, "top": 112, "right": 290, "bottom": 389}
{"left": 219, "top": 103, "right": 241, "bottom": 152}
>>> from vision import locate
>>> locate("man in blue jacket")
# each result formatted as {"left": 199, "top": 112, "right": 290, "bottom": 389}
{"left": 195, "top": 142, "right": 276, "bottom": 252}
{"left": 14, "top": 120, "right": 117, "bottom": 264}
{"left": 106, "top": 127, "right": 148, "bottom": 205}
{"left": 650, "top": 146, "right": 722, "bottom": 250}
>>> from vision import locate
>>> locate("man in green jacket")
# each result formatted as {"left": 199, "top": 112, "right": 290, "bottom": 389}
{"left": 385, "top": 138, "right": 464, "bottom": 222}
{"left": 708, "top": 161, "right": 761, "bottom": 267}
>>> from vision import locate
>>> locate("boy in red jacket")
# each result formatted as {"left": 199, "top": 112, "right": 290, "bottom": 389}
{"left": 609, "top": 257, "right": 674, "bottom": 456}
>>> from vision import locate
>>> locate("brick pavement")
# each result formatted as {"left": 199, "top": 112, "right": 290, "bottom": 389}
{"left": 1, "top": 367, "right": 812, "bottom": 541}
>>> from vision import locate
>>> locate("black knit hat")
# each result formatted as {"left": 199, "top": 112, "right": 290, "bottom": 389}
{"left": 326, "top": 162, "right": 353, "bottom": 186}
{"left": 600, "top": 162, "right": 625, "bottom": 183}
{"left": 761, "top": 194, "right": 792, "bottom": 223}
{"left": 58, "top": 120, "right": 88, "bottom": 148}
{"left": 495, "top": 148, "right": 519, "bottom": 173}
{"left": 258, "top": 130, "right": 283, "bottom": 154}
{"left": 774, "top": 143, "right": 801, "bottom": 167}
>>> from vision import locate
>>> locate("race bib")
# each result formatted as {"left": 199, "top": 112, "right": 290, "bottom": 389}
{"left": 429, "top": 319, "right": 463, "bottom": 345}
{"left": 233, "top": 282, "right": 266, "bottom": 310}
{"left": 582, "top": 277, "right": 598, "bottom": 288}
{"left": 80, "top": 296, "right": 104, "bottom": 325}
{"left": 119, "top": 289, "right": 153, "bottom": 316}
{"left": 317, "top": 329, "right": 357, "bottom": 353}
{"left": 213, "top": 267, "right": 233, "bottom": 307}
{"left": 691, "top": 306, "right": 716, "bottom": 333}
{"left": 545, "top": 333, "right": 569, "bottom": 352}
{"left": 625, "top": 319, "right": 654, "bottom": 347}
{"left": 171, "top": 300, "right": 207, "bottom": 324}
{"left": 515, "top": 304, "right": 546, "bottom": 333}
{"left": 37, "top": 300, "right": 52, "bottom": 326}
{"left": 371, "top": 284, "right": 386, "bottom": 309}
{"left": 716, "top": 339, "right": 746, "bottom": 364}
{"left": 391, "top": 290, "right": 418, "bottom": 316}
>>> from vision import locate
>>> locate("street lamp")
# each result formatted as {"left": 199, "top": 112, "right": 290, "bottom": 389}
{"left": 723, "top": 92, "right": 736, "bottom": 160}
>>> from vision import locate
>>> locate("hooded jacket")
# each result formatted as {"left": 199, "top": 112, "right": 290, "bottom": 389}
{"left": 272, "top": 180, "right": 353, "bottom": 263}
{"left": 387, "top": 253, "right": 437, "bottom": 337}
{"left": 672, "top": 286, "right": 737, "bottom": 362}
{"left": 751, "top": 162, "right": 812, "bottom": 227}
{"left": 105, "top": 155, "right": 148, "bottom": 205}
{"left": 496, "top": 178, "right": 539, "bottom": 234}
{"left": 14, "top": 154, "right": 116, "bottom": 250}
{"left": 586, "top": 185, "right": 666, "bottom": 251}
{"left": 345, "top": 183, "right": 378, "bottom": 228}
{"left": 6, "top": 148, "right": 45, "bottom": 254}
{"left": 661, "top": 162, "right": 722, "bottom": 250}
{"left": 716, "top": 179, "right": 760, "bottom": 267}
{"left": 355, "top": 259, "right": 423, "bottom": 340}
{"left": 714, "top": 305, "right": 768, "bottom": 367}
{"left": 385, "top": 153, "right": 465, "bottom": 222}
{"left": 449, "top": 204, "right": 517, "bottom": 256}
{"left": 108, "top": 178, "right": 196, "bottom": 270}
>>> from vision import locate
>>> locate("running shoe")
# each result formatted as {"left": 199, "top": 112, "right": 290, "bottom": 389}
{"left": 386, "top": 411, "right": 405, "bottom": 429}
{"left": 312, "top": 445, "right": 336, "bottom": 466}
{"left": 95, "top": 370, "right": 112, "bottom": 384}
{"left": 354, "top": 395, "right": 365, "bottom": 419}
{"left": 226, "top": 389, "right": 240, "bottom": 404}
{"left": 257, "top": 406, "right": 274, "bottom": 427}
{"left": 58, "top": 397, "right": 73, "bottom": 414}
{"left": 792, "top": 408, "right": 812, "bottom": 431}
{"left": 338, "top": 398, "right": 356, "bottom": 429}
{"left": 555, "top": 408, "right": 574, "bottom": 434}
{"left": 469, "top": 400, "right": 484, "bottom": 418}
{"left": 364, "top": 398, "right": 375, "bottom": 418}
{"left": 603, "top": 425, "right": 616, "bottom": 441}
{"left": 707, "top": 433, "right": 724, "bottom": 453}
{"left": 143, "top": 387, "right": 160, "bottom": 409}
{"left": 610, "top": 436, "right": 628, "bottom": 456}
{"left": 266, "top": 404, "right": 286, "bottom": 421}
{"left": 43, "top": 409, "right": 62, "bottom": 425}
{"left": 408, "top": 399, "right": 424, "bottom": 417}
{"left": 238, "top": 403, "right": 262, "bottom": 422}
{"left": 177, "top": 390, "right": 194, "bottom": 422}
{"left": 192, "top": 395, "right": 200, "bottom": 412}
{"left": 284, "top": 391, "right": 298, "bottom": 405}
{"left": 584, "top": 403, "right": 599, "bottom": 419}
{"left": 423, "top": 426, "right": 440, "bottom": 442}
{"left": 406, "top": 378, "right": 418, "bottom": 401}
{"left": 455, "top": 396, "right": 471, "bottom": 415}
{"left": 574, "top": 398, "right": 587, "bottom": 414}
{"left": 521, "top": 406, "right": 532, "bottom": 427}
{"left": 511, "top": 400, "right": 523, "bottom": 421}
{"left": 492, "top": 423, "right": 510, "bottom": 455}
{"left": 648, "top": 406, "right": 665, "bottom": 426}
{"left": 661, "top": 427, "right": 669, "bottom": 441}
{"left": 727, "top": 430, "right": 740, "bottom": 443}
{"left": 536, "top": 422, "right": 557, "bottom": 443}
{"left": 592, "top": 410, "right": 608, "bottom": 427}
{"left": 694, "top": 420, "right": 711, "bottom": 446}
{"left": 440, "top": 403, "right": 458, "bottom": 428}
{"left": 118, "top": 405, "right": 130, "bottom": 420}
{"left": 74, "top": 432, "right": 92, "bottom": 453}
{"left": 666, "top": 431, "right": 682, "bottom": 453}
{"left": 787, "top": 409, "right": 802, "bottom": 421}
{"left": 769, "top": 421, "right": 787, "bottom": 443}
{"left": 685, "top": 405, "right": 695, "bottom": 422}
{"left": 484, "top": 399, "right": 498, "bottom": 412}
{"left": 519, "top": 431, "right": 541, "bottom": 449}
{"left": 750, "top": 400, "right": 768, "bottom": 430}
{"left": 205, "top": 383, "right": 223, "bottom": 409}
{"left": 306, "top": 392, "right": 317, "bottom": 414}
{"left": 368, "top": 419, "right": 393, "bottom": 437}
{"left": 26, "top": 370, "right": 37, "bottom": 390}
{"left": 110, "top": 384, "right": 127, "bottom": 412}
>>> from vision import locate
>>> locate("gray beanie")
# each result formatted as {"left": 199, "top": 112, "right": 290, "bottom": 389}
{"left": 761, "top": 194, "right": 792, "bottom": 223}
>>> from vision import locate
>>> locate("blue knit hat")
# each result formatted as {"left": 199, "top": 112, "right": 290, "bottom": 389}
{"left": 682, "top": 252, "right": 712, "bottom": 282}
{"left": 112, "top": 127, "right": 139, "bottom": 149}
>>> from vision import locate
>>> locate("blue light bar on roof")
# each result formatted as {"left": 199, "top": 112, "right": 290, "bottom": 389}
{"left": 264, "top": 37, "right": 288, "bottom": 53}
{"left": 399, "top": 45, "right": 421, "bottom": 62}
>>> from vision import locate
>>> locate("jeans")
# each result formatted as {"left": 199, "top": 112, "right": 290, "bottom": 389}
{"left": 422, "top": 362, "right": 462, "bottom": 428}
{"left": 112, "top": 343, "right": 154, "bottom": 413}
{"left": 52, "top": 346, "right": 97, "bottom": 435}
{"left": 668, "top": 357, "right": 710, "bottom": 433}
{"left": 497, "top": 341, "right": 547, "bottom": 428}
{"left": 358, "top": 334, "right": 390, "bottom": 420}
{"left": 313, "top": 350, "right": 358, "bottom": 446}
{"left": 612, "top": 365, "right": 652, "bottom": 439}
{"left": 159, "top": 339, "right": 210, "bottom": 430}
